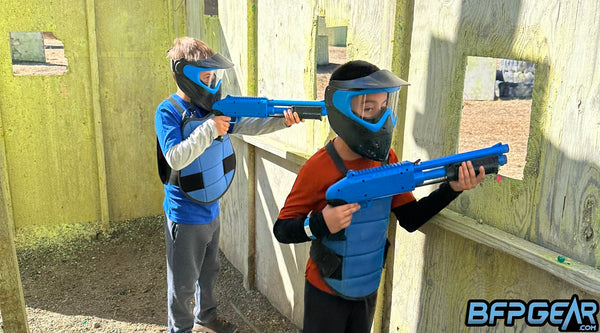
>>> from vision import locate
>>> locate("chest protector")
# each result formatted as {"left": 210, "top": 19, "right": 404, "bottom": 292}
{"left": 311, "top": 141, "right": 392, "bottom": 300}
{"left": 157, "top": 96, "right": 236, "bottom": 204}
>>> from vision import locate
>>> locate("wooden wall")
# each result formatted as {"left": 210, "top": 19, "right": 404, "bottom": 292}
{"left": 392, "top": 0, "right": 600, "bottom": 331}
{"left": 196, "top": 0, "right": 600, "bottom": 331}
{"left": 0, "top": 1, "right": 182, "bottom": 330}
{"left": 0, "top": 0, "right": 182, "bottom": 229}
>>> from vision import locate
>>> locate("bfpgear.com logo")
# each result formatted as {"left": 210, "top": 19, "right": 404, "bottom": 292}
{"left": 465, "top": 295, "right": 599, "bottom": 332}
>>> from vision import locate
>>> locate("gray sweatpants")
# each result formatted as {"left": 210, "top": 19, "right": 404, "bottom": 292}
{"left": 165, "top": 216, "right": 220, "bottom": 333}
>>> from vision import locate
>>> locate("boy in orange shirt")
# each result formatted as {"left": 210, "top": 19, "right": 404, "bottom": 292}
{"left": 273, "top": 60, "right": 485, "bottom": 333}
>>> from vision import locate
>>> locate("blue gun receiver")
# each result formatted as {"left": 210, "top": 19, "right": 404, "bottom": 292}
{"left": 211, "top": 95, "right": 327, "bottom": 120}
{"left": 325, "top": 143, "right": 509, "bottom": 206}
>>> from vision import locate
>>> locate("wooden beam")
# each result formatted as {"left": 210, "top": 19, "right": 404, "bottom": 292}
{"left": 85, "top": 0, "right": 110, "bottom": 228}
{"left": 244, "top": 0, "right": 258, "bottom": 289}
{"left": 430, "top": 209, "right": 600, "bottom": 297}
{"left": 0, "top": 217, "right": 28, "bottom": 333}
{"left": 0, "top": 123, "right": 28, "bottom": 331}
{"left": 247, "top": 0, "right": 258, "bottom": 97}
{"left": 245, "top": 144, "right": 257, "bottom": 290}
{"left": 381, "top": 0, "right": 415, "bottom": 331}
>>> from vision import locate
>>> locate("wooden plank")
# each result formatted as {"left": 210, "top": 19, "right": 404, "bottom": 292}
{"left": 431, "top": 209, "right": 600, "bottom": 297}
{"left": 247, "top": 0, "right": 258, "bottom": 96}
{"left": 383, "top": 0, "right": 415, "bottom": 331}
{"left": 85, "top": 0, "right": 110, "bottom": 228}
{"left": 245, "top": 144, "right": 256, "bottom": 290}
{"left": 0, "top": 224, "right": 29, "bottom": 332}
{"left": 241, "top": 135, "right": 312, "bottom": 166}
{"left": 0, "top": 121, "right": 28, "bottom": 331}
{"left": 0, "top": 219, "right": 29, "bottom": 333}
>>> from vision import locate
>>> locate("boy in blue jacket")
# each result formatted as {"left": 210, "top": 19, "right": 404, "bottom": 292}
{"left": 156, "top": 37, "right": 302, "bottom": 333}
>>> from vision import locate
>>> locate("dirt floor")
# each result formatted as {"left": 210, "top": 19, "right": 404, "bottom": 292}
{"left": 3, "top": 42, "right": 531, "bottom": 333}
{"left": 3, "top": 216, "right": 300, "bottom": 333}
{"left": 460, "top": 99, "right": 531, "bottom": 180}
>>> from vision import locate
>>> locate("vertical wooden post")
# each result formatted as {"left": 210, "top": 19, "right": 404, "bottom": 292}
{"left": 379, "top": 0, "right": 415, "bottom": 332}
{"left": 390, "top": 0, "right": 415, "bottom": 154}
{"left": 244, "top": 145, "right": 257, "bottom": 290}
{"left": 244, "top": 0, "right": 258, "bottom": 290}
{"left": 85, "top": 0, "right": 110, "bottom": 228}
{"left": 247, "top": 0, "right": 258, "bottom": 97}
{"left": 0, "top": 128, "right": 29, "bottom": 332}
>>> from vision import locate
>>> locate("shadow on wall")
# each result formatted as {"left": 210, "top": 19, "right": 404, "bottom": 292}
{"left": 253, "top": 149, "right": 309, "bottom": 325}
{"left": 409, "top": 0, "right": 599, "bottom": 329}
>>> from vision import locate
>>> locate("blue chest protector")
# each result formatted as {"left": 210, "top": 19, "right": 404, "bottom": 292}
{"left": 311, "top": 141, "right": 392, "bottom": 300}
{"left": 157, "top": 96, "right": 236, "bottom": 204}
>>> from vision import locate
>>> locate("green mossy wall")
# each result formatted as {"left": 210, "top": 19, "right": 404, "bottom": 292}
{"left": 0, "top": 0, "right": 183, "bottom": 229}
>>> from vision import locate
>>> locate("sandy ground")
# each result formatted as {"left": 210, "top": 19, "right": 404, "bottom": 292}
{"left": 459, "top": 99, "right": 530, "bottom": 180}
{"left": 3, "top": 216, "right": 300, "bottom": 333}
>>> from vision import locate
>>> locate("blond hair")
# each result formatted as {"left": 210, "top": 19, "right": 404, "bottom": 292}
{"left": 167, "top": 37, "right": 215, "bottom": 62}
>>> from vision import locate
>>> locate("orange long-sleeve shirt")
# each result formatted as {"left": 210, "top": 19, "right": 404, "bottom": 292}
{"left": 277, "top": 144, "right": 415, "bottom": 294}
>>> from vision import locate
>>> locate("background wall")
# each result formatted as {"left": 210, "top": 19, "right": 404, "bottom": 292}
{"left": 0, "top": 0, "right": 183, "bottom": 229}
{"left": 392, "top": 0, "right": 600, "bottom": 331}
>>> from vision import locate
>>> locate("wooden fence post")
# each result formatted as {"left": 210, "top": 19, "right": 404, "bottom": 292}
{"left": 0, "top": 138, "right": 29, "bottom": 332}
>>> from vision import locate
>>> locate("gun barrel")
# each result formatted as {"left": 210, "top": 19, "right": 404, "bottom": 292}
{"left": 211, "top": 95, "right": 326, "bottom": 118}
{"left": 414, "top": 143, "right": 508, "bottom": 186}
{"left": 325, "top": 143, "right": 509, "bottom": 205}
{"left": 269, "top": 99, "right": 326, "bottom": 108}
{"left": 267, "top": 99, "right": 326, "bottom": 119}
{"left": 415, "top": 143, "right": 509, "bottom": 172}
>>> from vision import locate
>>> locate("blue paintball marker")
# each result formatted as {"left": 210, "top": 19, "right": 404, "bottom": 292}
{"left": 211, "top": 95, "right": 327, "bottom": 120}
{"left": 326, "top": 143, "right": 509, "bottom": 206}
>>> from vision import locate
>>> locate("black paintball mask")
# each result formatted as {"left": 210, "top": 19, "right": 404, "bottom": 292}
{"left": 325, "top": 68, "right": 409, "bottom": 161}
{"left": 171, "top": 53, "right": 234, "bottom": 111}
